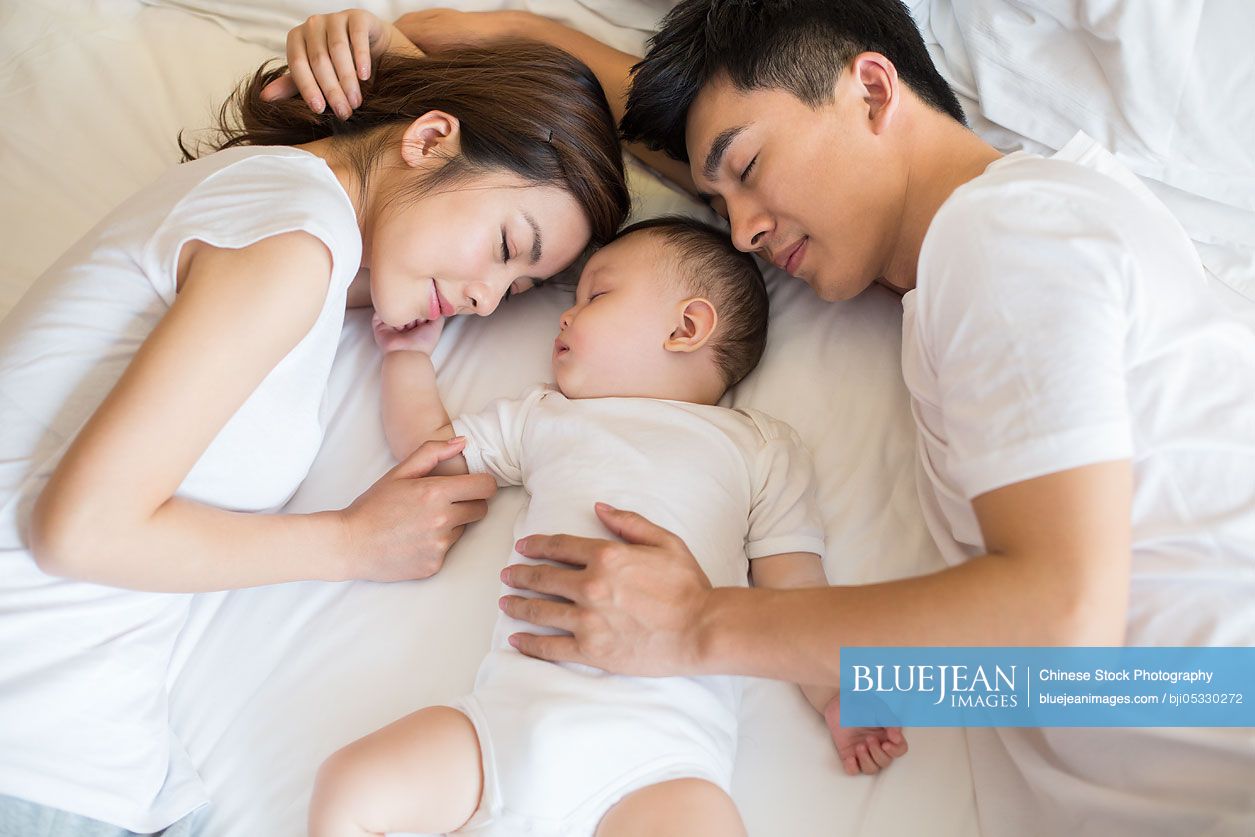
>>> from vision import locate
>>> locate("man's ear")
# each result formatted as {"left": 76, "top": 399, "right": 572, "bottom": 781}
{"left": 664, "top": 297, "right": 718, "bottom": 353}
{"left": 848, "top": 51, "right": 900, "bottom": 134}
{"left": 399, "top": 110, "right": 462, "bottom": 167}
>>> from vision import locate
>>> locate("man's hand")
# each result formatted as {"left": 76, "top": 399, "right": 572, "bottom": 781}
{"left": 500, "top": 503, "right": 714, "bottom": 676}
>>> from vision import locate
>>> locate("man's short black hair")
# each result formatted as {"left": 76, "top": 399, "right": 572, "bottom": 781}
{"left": 616, "top": 215, "right": 769, "bottom": 391}
{"left": 621, "top": 0, "right": 965, "bottom": 162}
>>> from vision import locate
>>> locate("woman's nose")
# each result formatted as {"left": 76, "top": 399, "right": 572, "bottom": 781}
{"left": 464, "top": 282, "right": 499, "bottom": 317}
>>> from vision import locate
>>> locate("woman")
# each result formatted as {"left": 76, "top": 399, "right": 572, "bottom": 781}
{"left": 0, "top": 32, "right": 629, "bottom": 835}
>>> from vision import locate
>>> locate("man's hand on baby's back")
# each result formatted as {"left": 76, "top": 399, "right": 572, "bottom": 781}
{"left": 500, "top": 503, "right": 714, "bottom": 676}
{"left": 822, "top": 691, "right": 909, "bottom": 776}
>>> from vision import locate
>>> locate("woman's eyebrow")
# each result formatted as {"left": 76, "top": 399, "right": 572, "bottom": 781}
{"left": 524, "top": 211, "right": 542, "bottom": 264}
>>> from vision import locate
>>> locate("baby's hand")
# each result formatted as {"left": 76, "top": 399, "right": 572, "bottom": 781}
{"left": 823, "top": 692, "right": 908, "bottom": 776}
{"left": 371, "top": 313, "right": 444, "bottom": 355}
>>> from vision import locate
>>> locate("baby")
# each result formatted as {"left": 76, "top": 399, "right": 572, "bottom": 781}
{"left": 311, "top": 217, "right": 907, "bottom": 837}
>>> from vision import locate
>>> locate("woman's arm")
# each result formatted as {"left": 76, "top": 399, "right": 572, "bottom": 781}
{"left": 30, "top": 232, "right": 493, "bottom": 592}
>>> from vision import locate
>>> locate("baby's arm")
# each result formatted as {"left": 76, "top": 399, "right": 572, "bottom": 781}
{"left": 750, "top": 552, "right": 908, "bottom": 776}
{"left": 748, "top": 552, "right": 837, "bottom": 712}
{"left": 373, "top": 316, "right": 466, "bottom": 476}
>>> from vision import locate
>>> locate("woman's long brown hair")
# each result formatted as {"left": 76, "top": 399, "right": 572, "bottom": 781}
{"left": 180, "top": 42, "right": 630, "bottom": 245}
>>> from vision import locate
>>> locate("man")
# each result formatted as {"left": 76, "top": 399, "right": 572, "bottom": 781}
{"left": 279, "top": 2, "right": 1255, "bottom": 833}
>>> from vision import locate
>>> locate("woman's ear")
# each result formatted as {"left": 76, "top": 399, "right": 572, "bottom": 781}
{"left": 399, "top": 110, "right": 462, "bottom": 167}
{"left": 664, "top": 297, "right": 718, "bottom": 353}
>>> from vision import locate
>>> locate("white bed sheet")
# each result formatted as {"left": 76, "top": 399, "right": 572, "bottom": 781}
{"left": 0, "top": 2, "right": 978, "bottom": 835}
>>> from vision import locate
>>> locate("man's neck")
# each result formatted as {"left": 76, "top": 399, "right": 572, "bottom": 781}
{"left": 881, "top": 118, "right": 1003, "bottom": 293}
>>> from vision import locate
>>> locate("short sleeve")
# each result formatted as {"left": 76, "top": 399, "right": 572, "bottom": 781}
{"left": 917, "top": 174, "right": 1135, "bottom": 500}
{"left": 743, "top": 413, "right": 827, "bottom": 560}
{"left": 450, "top": 385, "right": 550, "bottom": 487}
{"left": 144, "top": 151, "right": 362, "bottom": 306}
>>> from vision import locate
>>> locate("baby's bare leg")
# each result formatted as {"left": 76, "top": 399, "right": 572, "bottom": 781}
{"left": 309, "top": 705, "right": 483, "bottom": 837}
{"left": 595, "top": 778, "right": 747, "bottom": 837}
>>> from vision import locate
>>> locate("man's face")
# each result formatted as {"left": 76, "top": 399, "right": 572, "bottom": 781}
{"left": 686, "top": 72, "right": 900, "bottom": 301}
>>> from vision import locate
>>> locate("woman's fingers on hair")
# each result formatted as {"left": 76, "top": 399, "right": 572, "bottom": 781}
{"left": 259, "top": 74, "right": 298, "bottom": 102}
{"left": 347, "top": 10, "right": 377, "bottom": 79}
{"left": 326, "top": 12, "right": 362, "bottom": 108}
{"left": 302, "top": 19, "right": 351, "bottom": 119}
{"left": 286, "top": 28, "right": 324, "bottom": 113}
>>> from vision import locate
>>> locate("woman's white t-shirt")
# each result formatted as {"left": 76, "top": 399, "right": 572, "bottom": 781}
{"left": 0, "top": 146, "right": 361, "bottom": 831}
{"left": 902, "top": 132, "right": 1255, "bottom": 835}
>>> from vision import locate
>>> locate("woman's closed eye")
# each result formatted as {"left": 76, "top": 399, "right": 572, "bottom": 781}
{"left": 739, "top": 154, "right": 758, "bottom": 183}
{"left": 500, "top": 228, "right": 512, "bottom": 262}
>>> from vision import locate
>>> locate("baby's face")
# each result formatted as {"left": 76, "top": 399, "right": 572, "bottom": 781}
{"left": 552, "top": 232, "right": 684, "bottom": 399}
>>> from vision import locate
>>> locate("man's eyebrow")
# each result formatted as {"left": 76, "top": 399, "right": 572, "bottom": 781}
{"left": 702, "top": 124, "right": 749, "bottom": 182}
{"left": 524, "top": 210, "right": 542, "bottom": 264}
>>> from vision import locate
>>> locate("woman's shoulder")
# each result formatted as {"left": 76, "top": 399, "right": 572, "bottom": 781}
{"left": 148, "top": 146, "right": 362, "bottom": 296}
{"left": 171, "top": 146, "right": 356, "bottom": 233}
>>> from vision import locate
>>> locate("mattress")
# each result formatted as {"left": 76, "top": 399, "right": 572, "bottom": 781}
{"left": 3, "top": 2, "right": 1245, "bottom": 835}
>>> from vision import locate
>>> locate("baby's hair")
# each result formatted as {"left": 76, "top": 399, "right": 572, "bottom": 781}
{"left": 617, "top": 215, "right": 768, "bottom": 389}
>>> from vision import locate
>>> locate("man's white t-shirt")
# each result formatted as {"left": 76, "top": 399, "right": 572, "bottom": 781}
{"left": 901, "top": 132, "right": 1255, "bottom": 835}
{"left": 0, "top": 146, "right": 361, "bottom": 831}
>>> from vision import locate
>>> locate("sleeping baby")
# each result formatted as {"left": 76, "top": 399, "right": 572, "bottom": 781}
{"left": 309, "top": 217, "right": 908, "bottom": 837}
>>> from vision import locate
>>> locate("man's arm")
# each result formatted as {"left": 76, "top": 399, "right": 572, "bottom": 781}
{"left": 500, "top": 460, "right": 1132, "bottom": 685}
{"left": 395, "top": 10, "right": 697, "bottom": 194}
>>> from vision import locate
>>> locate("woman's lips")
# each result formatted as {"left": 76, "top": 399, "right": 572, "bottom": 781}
{"left": 435, "top": 286, "right": 455, "bottom": 317}
{"left": 428, "top": 285, "right": 440, "bottom": 321}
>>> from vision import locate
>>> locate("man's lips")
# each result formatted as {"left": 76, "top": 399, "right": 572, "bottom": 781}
{"left": 773, "top": 237, "right": 808, "bottom": 275}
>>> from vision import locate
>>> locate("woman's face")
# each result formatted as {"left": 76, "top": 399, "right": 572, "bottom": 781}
{"left": 367, "top": 170, "right": 592, "bottom": 330}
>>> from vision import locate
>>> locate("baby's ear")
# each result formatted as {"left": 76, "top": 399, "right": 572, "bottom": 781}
{"left": 664, "top": 297, "right": 718, "bottom": 354}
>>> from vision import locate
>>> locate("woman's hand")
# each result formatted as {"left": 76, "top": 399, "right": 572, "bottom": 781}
{"left": 336, "top": 437, "right": 495, "bottom": 582}
{"left": 259, "top": 9, "right": 412, "bottom": 120}
{"left": 371, "top": 313, "right": 444, "bottom": 355}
